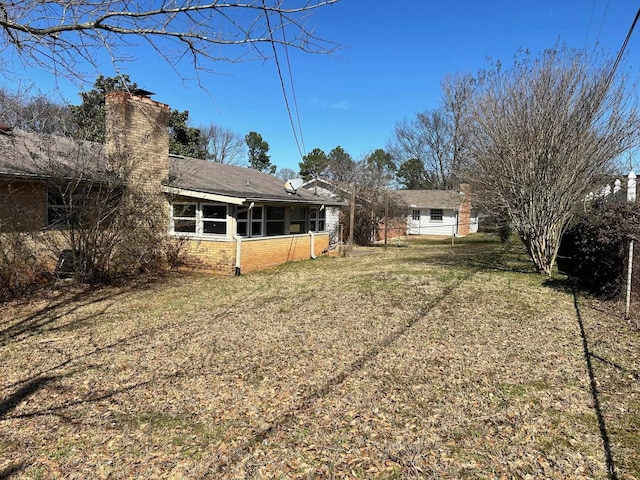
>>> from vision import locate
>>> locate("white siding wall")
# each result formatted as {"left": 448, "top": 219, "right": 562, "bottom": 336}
{"left": 407, "top": 209, "right": 459, "bottom": 236}
{"left": 469, "top": 213, "right": 479, "bottom": 234}
{"left": 326, "top": 206, "right": 341, "bottom": 244}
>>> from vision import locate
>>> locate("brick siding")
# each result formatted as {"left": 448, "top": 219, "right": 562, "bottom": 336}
{"left": 0, "top": 180, "right": 47, "bottom": 231}
{"left": 177, "top": 233, "right": 330, "bottom": 275}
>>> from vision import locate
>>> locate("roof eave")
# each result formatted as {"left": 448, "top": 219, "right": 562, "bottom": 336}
{"left": 161, "top": 186, "right": 246, "bottom": 205}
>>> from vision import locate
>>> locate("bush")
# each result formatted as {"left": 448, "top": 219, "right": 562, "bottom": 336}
{"left": 558, "top": 200, "right": 640, "bottom": 298}
{"left": 0, "top": 233, "right": 51, "bottom": 301}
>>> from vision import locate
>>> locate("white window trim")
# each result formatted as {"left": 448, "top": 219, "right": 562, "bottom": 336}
{"left": 237, "top": 205, "right": 264, "bottom": 238}
{"left": 309, "top": 207, "right": 327, "bottom": 233}
{"left": 171, "top": 202, "right": 229, "bottom": 237}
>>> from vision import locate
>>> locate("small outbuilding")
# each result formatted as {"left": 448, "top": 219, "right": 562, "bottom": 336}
{"left": 391, "top": 188, "right": 478, "bottom": 236}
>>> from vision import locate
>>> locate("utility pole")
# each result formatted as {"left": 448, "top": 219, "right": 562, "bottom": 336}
{"left": 384, "top": 191, "right": 388, "bottom": 249}
{"left": 348, "top": 184, "right": 356, "bottom": 251}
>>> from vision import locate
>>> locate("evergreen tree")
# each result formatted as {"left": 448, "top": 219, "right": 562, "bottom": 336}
{"left": 245, "top": 131, "right": 276, "bottom": 174}
{"left": 298, "top": 148, "right": 328, "bottom": 181}
{"left": 71, "top": 75, "right": 203, "bottom": 157}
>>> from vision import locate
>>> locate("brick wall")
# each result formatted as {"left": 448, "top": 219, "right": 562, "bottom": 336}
{"left": 176, "top": 233, "right": 330, "bottom": 275}
{"left": 0, "top": 180, "right": 47, "bottom": 231}
{"left": 178, "top": 239, "right": 237, "bottom": 274}
{"left": 105, "top": 92, "right": 171, "bottom": 230}
{"left": 105, "top": 93, "right": 170, "bottom": 195}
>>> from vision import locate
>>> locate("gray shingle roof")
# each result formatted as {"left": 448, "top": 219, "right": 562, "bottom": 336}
{"left": 391, "top": 189, "right": 464, "bottom": 209}
{"left": 169, "top": 155, "right": 335, "bottom": 204}
{"left": 0, "top": 130, "right": 338, "bottom": 205}
{"left": 0, "top": 129, "right": 104, "bottom": 179}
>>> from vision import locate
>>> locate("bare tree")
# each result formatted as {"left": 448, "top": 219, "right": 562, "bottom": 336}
{"left": 441, "top": 73, "right": 474, "bottom": 182}
{"left": 276, "top": 167, "right": 297, "bottom": 180}
{"left": 0, "top": 1, "right": 338, "bottom": 80}
{"left": 388, "top": 110, "right": 456, "bottom": 190}
{"left": 462, "top": 47, "right": 640, "bottom": 275}
{"left": 199, "top": 124, "right": 245, "bottom": 164}
{"left": 12, "top": 132, "right": 177, "bottom": 282}
{"left": 0, "top": 86, "right": 73, "bottom": 134}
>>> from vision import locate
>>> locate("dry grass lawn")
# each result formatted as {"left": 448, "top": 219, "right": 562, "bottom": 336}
{"left": 1, "top": 235, "right": 639, "bottom": 479}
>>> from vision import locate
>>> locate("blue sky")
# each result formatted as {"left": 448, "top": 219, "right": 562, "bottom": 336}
{"left": 3, "top": 1, "right": 640, "bottom": 173}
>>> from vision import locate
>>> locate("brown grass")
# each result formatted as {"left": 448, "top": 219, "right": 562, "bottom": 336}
{"left": 0, "top": 235, "right": 638, "bottom": 479}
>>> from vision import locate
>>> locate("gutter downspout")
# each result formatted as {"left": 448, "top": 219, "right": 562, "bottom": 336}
{"left": 309, "top": 230, "right": 317, "bottom": 259}
{"left": 233, "top": 234, "right": 242, "bottom": 276}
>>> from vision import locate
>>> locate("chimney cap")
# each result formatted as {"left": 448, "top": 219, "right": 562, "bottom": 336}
{"left": 132, "top": 88, "right": 155, "bottom": 98}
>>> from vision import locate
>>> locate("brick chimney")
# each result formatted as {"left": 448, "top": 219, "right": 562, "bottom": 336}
{"left": 458, "top": 183, "right": 472, "bottom": 236}
{"left": 104, "top": 92, "right": 170, "bottom": 191}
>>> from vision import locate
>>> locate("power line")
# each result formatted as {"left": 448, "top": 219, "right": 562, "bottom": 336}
{"left": 595, "top": 0, "right": 611, "bottom": 44}
{"left": 279, "top": 9, "right": 306, "bottom": 156}
{"left": 605, "top": 7, "right": 640, "bottom": 91}
{"left": 261, "top": 0, "right": 306, "bottom": 162}
{"left": 583, "top": 0, "right": 597, "bottom": 50}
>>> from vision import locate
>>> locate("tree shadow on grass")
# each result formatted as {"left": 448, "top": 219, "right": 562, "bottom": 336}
{"left": 212, "top": 271, "right": 477, "bottom": 474}
{"left": 0, "top": 460, "right": 28, "bottom": 480}
{"left": 403, "top": 240, "right": 537, "bottom": 275}
{"left": 572, "top": 287, "right": 618, "bottom": 480}
{"left": 0, "top": 275, "right": 166, "bottom": 345}
{"left": 0, "top": 376, "right": 58, "bottom": 420}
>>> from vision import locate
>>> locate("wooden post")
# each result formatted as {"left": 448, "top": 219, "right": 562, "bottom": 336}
{"left": 626, "top": 171, "right": 636, "bottom": 320}
{"left": 626, "top": 240, "right": 634, "bottom": 320}
{"left": 384, "top": 191, "right": 389, "bottom": 250}
{"left": 348, "top": 184, "right": 356, "bottom": 248}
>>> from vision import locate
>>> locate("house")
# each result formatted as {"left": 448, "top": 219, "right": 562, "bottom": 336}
{"left": 299, "top": 177, "right": 344, "bottom": 244}
{"left": 0, "top": 92, "right": 339, "bottom": 275}
{"left": 391, "top": 188, "right": 478, "bottom": 237}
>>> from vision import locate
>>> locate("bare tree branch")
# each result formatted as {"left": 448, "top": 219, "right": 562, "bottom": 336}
{"left": 0, "top": 1, "right": 339, "bottom": 80}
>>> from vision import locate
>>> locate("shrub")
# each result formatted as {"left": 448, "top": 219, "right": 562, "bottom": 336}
{"left": 0, "top": 232, "right": 51, "bottom": 301}
{"left": 558, "top": 200, "right": 640, "bottom": 298}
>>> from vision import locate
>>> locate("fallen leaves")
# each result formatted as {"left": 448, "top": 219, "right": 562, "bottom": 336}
{"left": 0, "top": 238, "right": 638, "bottom": 478}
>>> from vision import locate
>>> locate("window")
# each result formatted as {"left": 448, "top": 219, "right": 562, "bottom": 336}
{"left": 251, "top": 207, "right": 263, "bottom": 236}
{"left": 411, "top": 209, "right": 420, "bottom": 221}
{"left": 202, "top": 204, "right": 227, "bottom": 235}
{"left": 290, "top": 207, "right": 307, "bottom": 234}
{"left": 266, "top": 206, "right": 285, "bottom": 236}
{"left": 47, "top": 190, "right": 80, "bottom": 227}
{"left": 430, "top": 208, "right": 443, "bottom": 222}
{"left": 237, "top": 207, "right": 248, "bottom": 236}
{"left": 237, "top": 206, "right": 263, "bottom": 237}
{"left": 47, "top": 191, "right": 68, "bottom": 227}
{"left": 309, "top": 207, "right": 326, "bottom": 232}
{"left": 171, "top": 202, "right": 227, "bottom": 236}
{"left": 172, "top": 203, "right": 197, "bottom": 233}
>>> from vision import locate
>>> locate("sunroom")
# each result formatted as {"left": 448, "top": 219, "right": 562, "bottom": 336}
{"left": 162, "top": 155, "right": 339, "bottom": 274}
{"left": 169, "top": 201, "right": 327, "bottom": 239}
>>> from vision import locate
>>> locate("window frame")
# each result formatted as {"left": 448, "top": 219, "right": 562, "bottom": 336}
{"left": 46, "top": 189, "right": 82, "bottom": 228}
{"left": 290, "top": 206, "right": 307, "bottom": 234}
{"left": 265, "top": 206, "right": 286, "bottom": 236}
{"left": 309, "top": 207, "right": 326, "bottom": 233}
{"left": 411, "top": 209, "right": 420, "bottom": 221}
{"left": 430, "top": 208, "right": 444, "bottom": 222}
{"left": 237, "top": 205, "right": 264, "bottom": 238}
{"left": 171, "top": 202, "right": 228, "bottom": 237}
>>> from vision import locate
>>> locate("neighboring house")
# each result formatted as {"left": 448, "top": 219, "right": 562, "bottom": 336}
{"left": 0, "top": 92, "right": 340, "bottom": 275}
{"left": 391, "top": 188, "right": 479, "bottom": 237}
{"left": 299, "top": 177, "right": 344, "bottom": 244}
